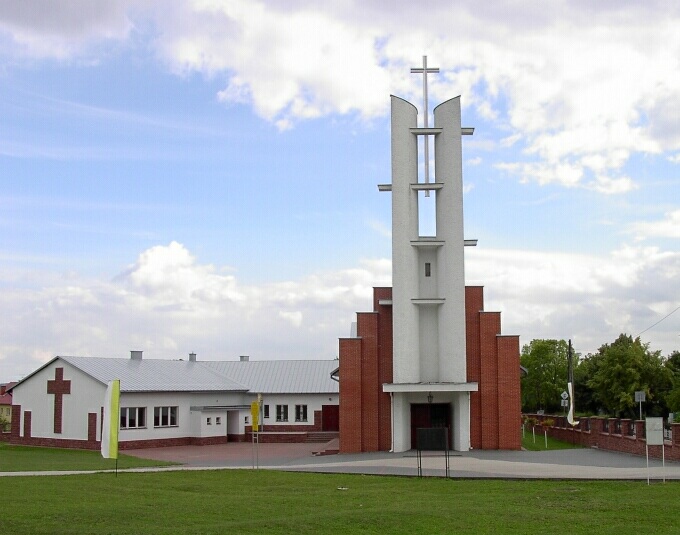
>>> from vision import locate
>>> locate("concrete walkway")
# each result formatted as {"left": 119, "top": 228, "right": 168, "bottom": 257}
{"left": 2, "top": 443, "right": 679, "bottom": 480}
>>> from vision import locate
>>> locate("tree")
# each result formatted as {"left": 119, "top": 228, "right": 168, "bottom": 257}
{"left": 663, "top": 350, "right": 680, "bottom": 414}
{"left": 520, "top": 339, "right": 573, "bottom": 413}
{"left": 573, "top": 351, "right": 601, "bottom": 415}
{"left": 587, "top": 334, "right": 672, "bottom": 417}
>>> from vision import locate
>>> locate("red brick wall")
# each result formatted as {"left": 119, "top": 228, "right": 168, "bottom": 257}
{"left": 465, "top": 287, "right": 484, "bottom": 449}
{"left": 338, "top": 288, "right": 394, "bottom": 454}
{"left": 497, "top": 335, "right": 521, "bottom": 449}
{"left": 87, "top": 412, "right": 97, "bottom": 442}
{"left": 358, "top": 312, "right": 380, "bottom": 452}
{"left": 339, "top": 285, "right": 521, "bottom": 453}
{"left": 11, "top": 404, "right": 20, "bottom": 440}
{"left": 376, "top": 288, "right": 393, "bottom": 451}
{"left": 527, "top": 414, "right": 680, "bottom": 462}
{"left": 23, "top": 410, "right": 32, "bottom": 439}
{"left": 339, "top": 337, "right": 363, "bottom": 453}
{"left": 479, "top": 312, "right": 501, "bottom": 449}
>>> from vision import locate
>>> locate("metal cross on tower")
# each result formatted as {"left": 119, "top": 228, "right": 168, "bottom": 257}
{"left": 411, "top": 56, "right": 439, "bottom": 195}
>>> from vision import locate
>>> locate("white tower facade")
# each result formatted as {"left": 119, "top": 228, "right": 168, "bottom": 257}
{"left": 382, "top": 58, "right": 478, "bottom": 452}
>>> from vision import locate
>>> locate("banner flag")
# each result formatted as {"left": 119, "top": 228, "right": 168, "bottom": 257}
{"left": 566, "top": 340, "right": 579, "bottom": 426}
{"left": 251, "top": 401, "right": 260, "bottom": 432}
{"left": 567, "top": 381, "right": 579, "bottom": 426}
{"left": 101, "top": 379, "right": 120, "bottom": 459}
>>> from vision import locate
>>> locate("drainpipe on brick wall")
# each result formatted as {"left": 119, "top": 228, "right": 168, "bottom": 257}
{"left": 389, "top": 392, "right": 394, "bottom": 453}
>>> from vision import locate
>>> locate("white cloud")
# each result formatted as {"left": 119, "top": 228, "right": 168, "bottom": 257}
{"left": 630, "top": 210, "right": 680, "bottom": 240}
{"left": 1, "top": 241, "right": 678, "bottom": 382}
{"left": 0, "top": 0, "right": 133, "bottom": 59}
{"left": 466, "top": 243, "right": 680, "bottom": 355}
{"left": 0, "top": 243, "right": 389, "bottom": 381}
{"left": 3, "top": 2, "right": 680, "bottom": 189}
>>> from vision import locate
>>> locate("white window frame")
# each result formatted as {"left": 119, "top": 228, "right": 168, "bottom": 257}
{"left": 295, "top": 404, "right": 308, "bottom": 422}
{"left": 153, "top": 406, "right": 178, "bottom": 428}
{"left": 120, "top": 407, "right": 146, "bottom": 429}
{"left": 276, "top": 404, "right": 288, "bottom": 422}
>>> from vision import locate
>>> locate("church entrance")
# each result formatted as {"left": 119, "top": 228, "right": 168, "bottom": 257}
{"left": 410, "top": 403, "right": 452, "bottom": 449}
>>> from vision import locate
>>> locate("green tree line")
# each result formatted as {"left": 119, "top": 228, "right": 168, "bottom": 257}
{"left": 521, "top": 334, "right": 680, "bottom": 419}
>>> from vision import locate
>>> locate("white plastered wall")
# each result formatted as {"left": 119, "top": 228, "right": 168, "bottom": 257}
{"left": 12, "top": 360, "right": 105, "bottom": 441}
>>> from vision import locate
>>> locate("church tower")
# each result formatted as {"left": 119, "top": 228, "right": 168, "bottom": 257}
{"left": 337, "top": 57, "right": 521, "bottom": 454}
{"left": 381, "top": 58, "right": 478, "bottom": 452}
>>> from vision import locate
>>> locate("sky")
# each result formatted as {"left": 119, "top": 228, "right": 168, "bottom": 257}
{"left": 1, "top": 1, "right": 679, "bottom": 382}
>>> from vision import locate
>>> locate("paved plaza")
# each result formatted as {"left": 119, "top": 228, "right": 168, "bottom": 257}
{"left": 2, "top": 442, "right": 678, "bottom": 480}
{"left": 118, "top": 442, "right": 680, "bottom": 480}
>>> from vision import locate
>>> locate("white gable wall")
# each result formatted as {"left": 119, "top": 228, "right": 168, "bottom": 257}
{"left": 12, "top": 360, "right": 105, "bottom": 441}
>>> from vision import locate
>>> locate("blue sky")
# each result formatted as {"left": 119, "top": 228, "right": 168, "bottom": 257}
{"left": 1, "top": 1, "right": 679, "bottom": 381}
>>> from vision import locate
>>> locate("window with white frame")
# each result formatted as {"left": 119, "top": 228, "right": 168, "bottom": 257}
{"left": 276, "top": 404, "right": 288, "bottom": 422}
{"left": 295, "top": 405, "right": 308, "bottom": 422}
{"left": 120, "top": 407, "right": 146, "bottom": 429}
{"left": 153, "top": 406, "right": 178, "bottom": 427}
{"left": 207, "top": 417, "right": 212, "bottom": 425}
{"left": 216, "top": 416, "right": 221, "bottom": 425}
{"left": 264, "top": 404, "right": 270, "bottom": 419}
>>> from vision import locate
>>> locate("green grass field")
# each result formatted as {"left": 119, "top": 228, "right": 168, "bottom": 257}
{"left": 6, "top": 469, "right": 679, "bottom": 534}
{"left": 0, "top": 442, "right": 175, "bottom": 472}
{"left": 3, "top": 443, "right": 677, "bottom": 534}
{"left": 521, "top": 427, "right": 582, "bottom": 451}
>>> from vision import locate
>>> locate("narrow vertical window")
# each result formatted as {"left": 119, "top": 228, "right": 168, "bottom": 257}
{"left": 425, "top": 262, "right": 431, "bottom": 277}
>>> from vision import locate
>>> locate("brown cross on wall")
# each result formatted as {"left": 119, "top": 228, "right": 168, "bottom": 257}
{"left": 47, "top": 367, "right": 71, "bottom": 434}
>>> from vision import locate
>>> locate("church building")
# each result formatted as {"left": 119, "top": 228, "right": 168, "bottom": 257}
{"left": 338, "top": 58, "right": 521, "bottom": 453}
{"left": 7, "top": 353, "right": 339, "bottom": 449}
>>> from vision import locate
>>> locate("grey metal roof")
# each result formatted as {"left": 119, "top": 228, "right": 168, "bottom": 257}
{"left": 58, "top": 356, "right": 249, "bottom": 393}
{"left": 201, "top": 360, "right": 339, "bottom": 394}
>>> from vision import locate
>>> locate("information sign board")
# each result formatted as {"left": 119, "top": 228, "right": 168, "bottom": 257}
{"left": 646, "top": 417, "right": 664, "bottom": 446}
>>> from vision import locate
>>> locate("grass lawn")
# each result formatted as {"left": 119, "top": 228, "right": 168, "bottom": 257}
{"left": 0, "top": 442, "right": 175, "bottom": 472}
{"left": 522, "top": 427, "right": 582, "bottom": 451}
{"left": 5, "top": 469, "right": 680, "bottom": 534}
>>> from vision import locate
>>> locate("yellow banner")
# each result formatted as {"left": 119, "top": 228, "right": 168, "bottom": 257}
{"left": 251, "top": 401, "right": 259, "bottom": 432}
{"left": 101, "top": 379, "right": 120, "bottom": 459}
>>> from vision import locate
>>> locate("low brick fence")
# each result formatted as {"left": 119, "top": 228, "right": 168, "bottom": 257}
{"left": 524, "top": 414, "right": 680, "bottom": 461}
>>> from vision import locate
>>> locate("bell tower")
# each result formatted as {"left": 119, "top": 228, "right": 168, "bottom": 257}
{"left": 380, "top": 57, "right": 479, "bottom": 452}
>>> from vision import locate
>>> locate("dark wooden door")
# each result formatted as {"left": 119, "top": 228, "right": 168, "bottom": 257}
{"left": 410, "top": 403, "right": 451, "bottom": 449}
{"left": 321, "top": 405, "right": 339, "bottom": 431}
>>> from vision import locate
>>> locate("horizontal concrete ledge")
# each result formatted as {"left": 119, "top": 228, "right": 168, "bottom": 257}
{"left": 191, "top": 405, "right": 250, "bottom": 411}
{"left": 383, "top": 382, "right": 479, "bottom": 393}
{"left": 407, "top": 127, "right": 474, "bottom": 135}
{"left": 411, "top": 298, "right": 445, "bottom": 305}
{"left": 378, "top": 184, "right": 392, "bottom": 191}
{"left": 378, "top": 299, "right": 393, "bottom": 306}
{"left": 410, "top": 127, "right": 442, "bottom": 135}
{"left": 411, "top": 182, "right": 444, "bottom": 191}
{"left": 411, "top": 239, "right": 444, "bottom": 248}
